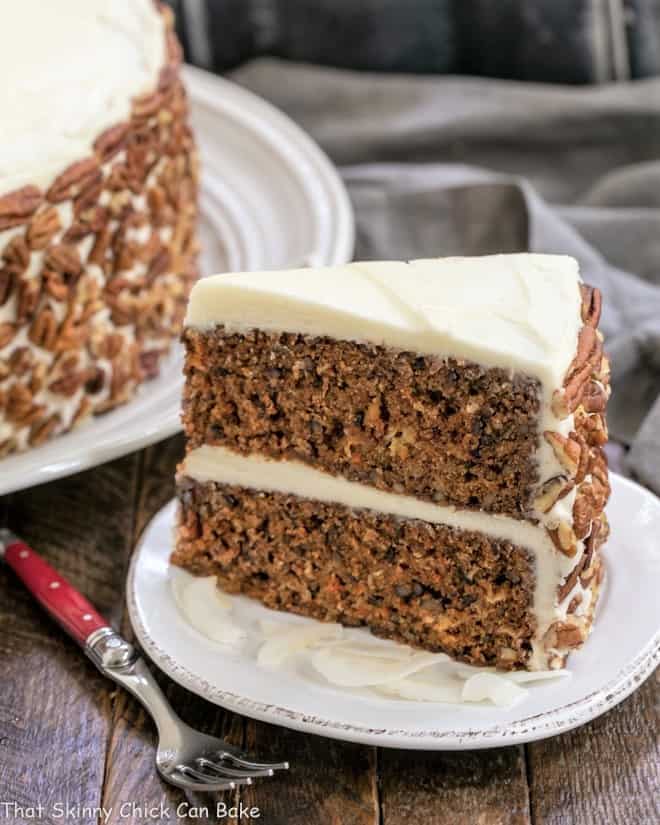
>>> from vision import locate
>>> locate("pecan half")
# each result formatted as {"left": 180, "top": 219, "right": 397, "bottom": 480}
{"left": 544, "top": 621, "right": 584, "bottom": 650}
{"left": 28, "top": 307, "right": 58, "bottom": 350}
{"left": 2, "top": 234, "right": 30, "bottom": 276}
{"left": 26, "top": 206, "right": 61, "bottom": 249}
{"left": 29, "top": 413, "right": 61, "bottom": 447}
{"left": 0, "top": 269, "right": 13, "bottom": 306}
{"left": 579, "top": 283, "right": 602, "bottom": 327}
{"left": 534, "top": 475, "right": 574, "bottom": 514}
{"left": 544, "top": 431, "right": 581, "bottom": 476}
{"left": 5, "top": 382, "right": 34, "bottom": 422}
{"left": 0, "top": 322, "right": 17, "bottom": 349}
{"left": 0, "top": 186, "right": 42, "bottom": 230}
{"left": 45, "top": 243, "right": 82, "bottom": 279}
{"left": 93, "top": 122, "right": 129, "bottom": 162}
{"left": 132, "top": 91, "right": 163, "bottom": 120}
{"left": 48, "top": 371, "right": 87, "bottom": 397}
{"left": 16, "top": 279, "right": 41, "bottom": 322}
{"left": 547, "top": 521, "right": 578, "bottom": 557}
{"left": 46, "top": 157, "right": 100, "bottom": 203}
{"left": 581, "top": 380, "right": 609, "bottom": 413}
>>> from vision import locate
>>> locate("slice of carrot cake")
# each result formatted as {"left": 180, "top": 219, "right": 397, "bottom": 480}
{"left": 172, "top": 254, "right": 610, "bottom": 671}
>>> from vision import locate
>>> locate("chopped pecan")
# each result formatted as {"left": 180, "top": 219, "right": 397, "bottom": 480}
{"left": 0, "top": 185, "right": 42, "bottom": 230}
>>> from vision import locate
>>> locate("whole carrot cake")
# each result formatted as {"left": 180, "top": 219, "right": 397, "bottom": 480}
{"left": 0, "top": 0, "right": 198, "bottom": 455}
{"left": 173, "top": 255, "right": 610, "bottom": 670}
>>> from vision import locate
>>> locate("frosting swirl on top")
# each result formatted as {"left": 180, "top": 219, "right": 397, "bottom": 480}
{"left": 0, "top": 0, "right": 165, "bottom": 195}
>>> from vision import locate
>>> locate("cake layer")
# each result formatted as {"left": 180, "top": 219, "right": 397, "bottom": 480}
{"left": 0, "top": 0, "right": 165, "bottom": 195}
{"left": 183, "top": 329, "right": 542, "bottom": 515}
{"left": 175, "top": 476, "right": 538, "bottom": 669}
{"left": 179, "top": 445, "right": 602, "bottom": 669}
{"left": 175, "top": 463, "right": 605, "bottom": 670}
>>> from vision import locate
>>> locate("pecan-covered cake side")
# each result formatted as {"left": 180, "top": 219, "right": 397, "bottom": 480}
{"left": 0, "top": 3, "right": 199, "bottom": 455}
{"left": 174, "top": 256, "right": 610, "bottom": 672}
{"left": 537, "top": 284, "right": 611, "bottom": 668}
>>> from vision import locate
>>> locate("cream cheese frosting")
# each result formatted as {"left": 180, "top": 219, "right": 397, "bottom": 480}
{"left": 0, "top": 0, "right": 165, "bottom": 195}
{"left": 186, "top": 254, "right": 582, "bottom": 390}
{"left": 182, "top": 445, "right": 583, "bottom": 669}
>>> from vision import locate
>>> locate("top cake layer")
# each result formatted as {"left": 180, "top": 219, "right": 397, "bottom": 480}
{"left": 186, "top": 254, "right": 583, "bottom": 390}
{"left": 0, "top": 0, "right": 165, "bottom": 195}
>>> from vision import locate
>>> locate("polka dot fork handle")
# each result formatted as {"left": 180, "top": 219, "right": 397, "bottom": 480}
{"left": 0, "top": 528, "right": 108, "bottom": 645}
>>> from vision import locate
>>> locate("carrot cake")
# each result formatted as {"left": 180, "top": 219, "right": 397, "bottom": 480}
{"left": 0, "top": 0, "right": 198, "bottom": 455}
{"left": 173, "top": 255, "right": 610, "bottom": 670}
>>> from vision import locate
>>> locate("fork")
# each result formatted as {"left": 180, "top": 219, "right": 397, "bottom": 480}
{"left": 0, "top": 528, "right": 289, "bottom": 792}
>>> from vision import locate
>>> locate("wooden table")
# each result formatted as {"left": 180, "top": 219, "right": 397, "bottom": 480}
{"left": 1, "top": 435, "right": 658, "bottom": 825}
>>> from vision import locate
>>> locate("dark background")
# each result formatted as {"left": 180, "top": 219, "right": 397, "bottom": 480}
{"left": 167, "top": 0, "right": 660, "bottom": 83}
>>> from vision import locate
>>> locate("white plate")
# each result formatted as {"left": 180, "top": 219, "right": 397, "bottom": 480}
{"left": 128, "top": 473, "right": 660, "bottom": 750}
{"left": 0, "top": 66, "right": 354, "bottom": 495}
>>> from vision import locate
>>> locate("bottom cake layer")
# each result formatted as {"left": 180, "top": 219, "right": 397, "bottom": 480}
{"left": 174, "top": 477, "right": 584, "bottom": 670}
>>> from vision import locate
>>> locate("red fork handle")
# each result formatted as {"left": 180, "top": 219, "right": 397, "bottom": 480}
{"left": 2, "top": 532, "right": 109, "bottom": 646}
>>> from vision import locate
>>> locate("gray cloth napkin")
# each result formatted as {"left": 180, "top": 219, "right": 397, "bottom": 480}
{"left": 231, "top": 59, "right": 660, "bottom": 493}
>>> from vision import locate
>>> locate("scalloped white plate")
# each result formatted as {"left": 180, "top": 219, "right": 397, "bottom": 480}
{"left": 128, "top": 473, "right": 659, "bottom": 750}
{"left": 0, "top": 66, "right": 354, "bottom": 495}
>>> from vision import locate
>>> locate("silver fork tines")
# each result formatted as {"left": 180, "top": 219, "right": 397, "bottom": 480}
{"left": 196, "top": 757, "right": 274, "bottom": 779}
{"left": 86, "top": 636, "right": 290, "bottom": 792}
{"left": 218, "top": 751, "right": 290, "bottom": 771}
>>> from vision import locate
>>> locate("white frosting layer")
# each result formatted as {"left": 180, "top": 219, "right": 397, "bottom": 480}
{"left": 182, "top": 445, "right": 580, "bottom": 669}
{"left": 0, "top": 0, "right": 165, "bottom": 195}
{"left": 186, "top": 255, "right": 582, "bottom": 390}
